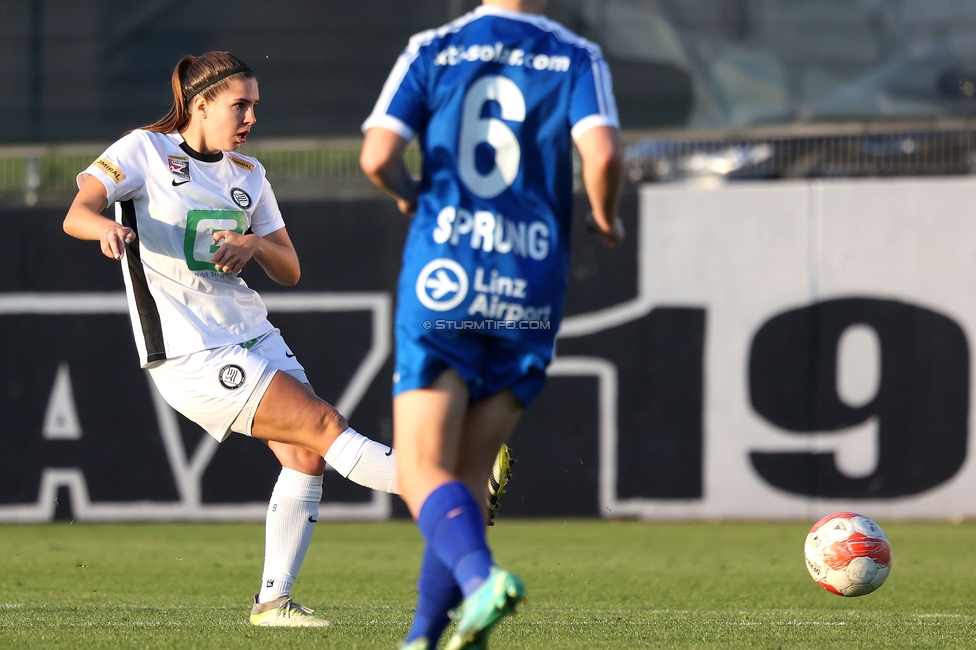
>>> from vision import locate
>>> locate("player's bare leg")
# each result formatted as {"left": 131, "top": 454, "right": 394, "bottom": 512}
{"left": 393, "top": 369, "right": 469, "bottom": 517}
{"left": 250, "top": 372, "right": 348, "bottom": 453}
{"left": 250, "top": 372, "right": 397, "bottom": 492}
{"left": 271, "top": 439, "right": 327, "bottom": 475}
{"left": 455, "top": 390, "right": 523, "bottom": 522}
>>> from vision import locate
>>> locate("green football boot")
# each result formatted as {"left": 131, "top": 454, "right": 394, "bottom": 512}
{"left": 444, "top": 569, "right": 526, "bottom": 650}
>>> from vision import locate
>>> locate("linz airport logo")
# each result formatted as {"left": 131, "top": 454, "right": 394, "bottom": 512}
{"left": 230, "top": 187, "right": 252, "bottom": 209}
{"left": 415, "top": 258, "right": 468, "bottom": 311}
{"left": 218, "top": 364, "right": 246, "bottom": 389}
{"left": 168, "top": 155, "right": 190, "bottom": 185}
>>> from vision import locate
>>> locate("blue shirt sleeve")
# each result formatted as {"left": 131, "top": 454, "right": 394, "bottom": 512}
{"left": 361, "top": 37, "right": 431, "bottom": 140}
{"left": 569, "top": 48, "right": 620, "bottom": 140}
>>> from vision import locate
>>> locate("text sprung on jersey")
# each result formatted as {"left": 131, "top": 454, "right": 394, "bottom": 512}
{"left": 433, "top": 206, "right": 549, "bottom": 260}
{"left": 433, "top": 42, "right": 570, "bottom": 73}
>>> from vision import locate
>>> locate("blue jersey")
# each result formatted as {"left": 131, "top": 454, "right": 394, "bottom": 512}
{"left": 363, "top": 5, "right": 618, "bottom": 346}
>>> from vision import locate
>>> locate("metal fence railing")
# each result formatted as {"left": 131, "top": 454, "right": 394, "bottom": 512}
{"left": 239, "top": 137, "right": 422, "bottom": 200}
{"left": 0, "top": 147, "right": 107, "bottom": 206}
{"left": 624, "top": 123, "right": 976, "bottom": 184}
{"left": 0, "top": 137, "right": 424, "bottom": 206}
{"left": 6, "top": 124, "right": 976, "bottom": 206}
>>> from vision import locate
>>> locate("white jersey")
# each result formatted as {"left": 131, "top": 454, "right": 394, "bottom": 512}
{"left": 79, "top": 129, "right": 285, "bottom": 368}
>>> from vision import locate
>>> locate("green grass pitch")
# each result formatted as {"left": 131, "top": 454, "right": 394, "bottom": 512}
{"left": 2, "top": 520, "right": 975, "bottom": 648}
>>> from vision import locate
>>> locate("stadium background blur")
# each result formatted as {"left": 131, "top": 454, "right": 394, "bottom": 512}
{"left": 4, "top": 0, "right": 976, "bottom": 523}
{"left": 8, "top": 0, "right": 976, "bottom": 141}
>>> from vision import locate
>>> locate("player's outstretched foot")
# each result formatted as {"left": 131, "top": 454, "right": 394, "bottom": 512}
{"left": 249, "top": 594, "right": 332, "bottom": 627}
{"left": 444, "top": 568, "right": 525, "bottom": 650}
{"left": 487, "top": 444, "right": 514, "bottom": 526}
{"left": 399, "top": 637, "right": 430, "bottom": 650}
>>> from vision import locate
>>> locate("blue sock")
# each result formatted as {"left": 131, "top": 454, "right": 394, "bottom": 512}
{"left": 404, "top": 544, "right": 462, "bottom": 645}
{"left": 417, "top": 481, "right": 494, "bottom": 598}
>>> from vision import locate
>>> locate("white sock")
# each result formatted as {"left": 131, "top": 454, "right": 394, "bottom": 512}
{"left": 324, "top": 427, "right": 398, "bottom": 494}
{"left": 258, "top": 468, "right": 322, "bottom": 604}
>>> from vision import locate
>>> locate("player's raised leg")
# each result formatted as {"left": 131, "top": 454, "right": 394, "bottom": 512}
{"left": 250, "top": 372, "right": 397, "bottom": 493}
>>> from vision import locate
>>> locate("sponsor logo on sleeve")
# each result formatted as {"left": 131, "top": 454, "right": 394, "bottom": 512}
{"left": 230, "top": 187, "right": 252, "bottom": 209}
{"left": 93, "top": 158, "right": 126, "bottom": 184}
{"left": 228, "top": 155, "right": 255, "bottom": 173}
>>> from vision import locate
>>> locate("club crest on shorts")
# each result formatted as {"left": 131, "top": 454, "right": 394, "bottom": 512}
{"left": 218, "top": 364, "right": 246, "bottom": 389}
{"left": 230, "top": 187, "right": 251, "bottom": 209}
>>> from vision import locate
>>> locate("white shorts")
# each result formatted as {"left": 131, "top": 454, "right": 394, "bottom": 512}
{"left": 148, "top": 329, "right": 309, "bottom": 442}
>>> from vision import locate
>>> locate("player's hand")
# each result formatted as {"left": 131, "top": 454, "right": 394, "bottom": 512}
{"left": 100, "top": 225, "right": 135, "bottom": 260}
{"left": 396, "top": 196, "right": 417, "bottom": 217}
{"left": 396, "top": 176, "right": 420, "bottom": 216}
{"left": 210, "top": 231, "right": 258, "bottom": 274}
{"left": 586, "top": 213, "right": 625, "bottom": 248}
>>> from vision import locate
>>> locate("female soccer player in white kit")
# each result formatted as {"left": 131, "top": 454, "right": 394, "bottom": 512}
{"left": 63, "top": 51, "right": 399, "bottom": 627}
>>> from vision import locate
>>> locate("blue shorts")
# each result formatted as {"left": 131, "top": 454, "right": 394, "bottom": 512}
{"left": 393, "top": 327, "right": 551, "bottom": 406}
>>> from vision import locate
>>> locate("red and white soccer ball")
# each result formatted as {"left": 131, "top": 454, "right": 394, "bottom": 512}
{"left": 803, "top": 512, "right": 892, "bottom": 597}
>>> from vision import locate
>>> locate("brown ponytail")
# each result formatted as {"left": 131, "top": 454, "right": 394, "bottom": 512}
{"left": 138, "top": 52, "right": 254, "bottom": 134}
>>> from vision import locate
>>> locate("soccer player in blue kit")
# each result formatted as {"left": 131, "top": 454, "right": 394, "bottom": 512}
{"left": 360, "top": 1, "right": 624, "bottom": 647}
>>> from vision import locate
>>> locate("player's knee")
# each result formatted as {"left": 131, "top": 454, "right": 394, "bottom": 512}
{"left": 293, "top": 447, "right": 326, "bottom": 475}
{"left": 313, "top": 403, "right": 348, "bottom": 442}
{"left": 274, "top": 443, "right": 326, "bottom": 475}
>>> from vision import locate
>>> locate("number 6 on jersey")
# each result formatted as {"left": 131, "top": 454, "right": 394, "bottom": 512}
{"left": 458, "top": 75, "right": 525, "bottom": 199}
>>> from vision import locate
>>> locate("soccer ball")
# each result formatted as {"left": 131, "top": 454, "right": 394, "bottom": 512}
{"left": 803, "top": 512, "right": 892, "bottom": 596}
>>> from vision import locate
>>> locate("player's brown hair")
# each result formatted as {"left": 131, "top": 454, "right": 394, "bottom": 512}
{"left": 139, "top": 52, "right": 254, "bottom": 134}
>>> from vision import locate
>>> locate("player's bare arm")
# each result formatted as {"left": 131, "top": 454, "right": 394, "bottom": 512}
{"left": 360, "top": 126, "right": 419, "bottom": 216}
{"left": 576, "top": 125, "right": 625, "bottom": 248}
{"left": 211, "top": 226, "right": 300, "bottom": 285}
{"left": 63, "top": 175, "right": 134, "bottom": 260}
